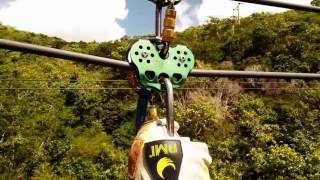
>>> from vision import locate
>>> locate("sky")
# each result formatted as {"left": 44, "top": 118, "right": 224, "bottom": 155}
{"left": 0, "top": 0, "right": 314, "bottom": 42}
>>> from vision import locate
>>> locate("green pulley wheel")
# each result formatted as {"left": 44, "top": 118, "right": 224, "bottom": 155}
{"left": 128, "top": 39, "right": 195, "bottom": 91}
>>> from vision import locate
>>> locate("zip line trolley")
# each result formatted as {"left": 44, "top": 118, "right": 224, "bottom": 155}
{"left": 127, "top": 1, "right": 212, "bottom": 179}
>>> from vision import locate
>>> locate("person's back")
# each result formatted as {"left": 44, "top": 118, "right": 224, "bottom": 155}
{"left": 129, "top": 119, "right": 212, "bottom": 180}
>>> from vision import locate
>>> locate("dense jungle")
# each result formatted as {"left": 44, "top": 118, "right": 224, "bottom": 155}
{"left": 0, "top": 5, "right": 319, "bottom": 180}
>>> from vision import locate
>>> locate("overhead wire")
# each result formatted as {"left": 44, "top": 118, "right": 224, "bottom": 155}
{"left": 0, "top": 79, "right": 311, "bottom": 84}
{"left": 0, "top": 87, "right": 318, "bottom": 91}
{"left": 1, "top": 39, "right": 320, "bottom": 80}
{"left": 234, "top": 0, "right": 320, "bottom": 13}
{"left": 0, "top": 78, "right": 314, "bottom": 92}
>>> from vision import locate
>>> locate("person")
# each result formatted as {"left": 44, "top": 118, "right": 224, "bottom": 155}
{"left": 129, "top": 106, "right": 212, "bottom": 180}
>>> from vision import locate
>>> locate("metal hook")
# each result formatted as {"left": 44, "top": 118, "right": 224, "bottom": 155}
{"left": 160, "top": 78, "right": 174, "bottom": 137}
{"left": 155, "top": 4, "right": 162, "bottom": 37}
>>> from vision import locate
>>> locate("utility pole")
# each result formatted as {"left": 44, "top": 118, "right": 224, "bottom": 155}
{"left": 232, "top": 2, "right": 241, "bottom": 35}
{"left": 233, "top": 3, "right": 241, "bottom": 25}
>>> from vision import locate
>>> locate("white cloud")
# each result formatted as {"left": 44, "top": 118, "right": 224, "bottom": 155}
{"left": 175, "top": 0, "right": 312, "bottom": 31}
{"left": 0, "top": 0, "right": 128, "bottom": 42}
{"left": 176, "top": 1, "right": 200, "bottom": 31}
{"left": 198, "top": 0, "right": 313, "bottom": 24}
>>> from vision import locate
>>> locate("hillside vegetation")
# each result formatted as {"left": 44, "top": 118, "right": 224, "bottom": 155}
{"left": 0, "top": 10, "right": 319, "bottom": 179}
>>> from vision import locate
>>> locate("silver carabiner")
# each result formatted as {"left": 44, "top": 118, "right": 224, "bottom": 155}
{"left": 160, "top": 78, "right": 174, "bottom": 137}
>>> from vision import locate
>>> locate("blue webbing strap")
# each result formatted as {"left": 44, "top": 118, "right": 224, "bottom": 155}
{"left": 135, "top": 88, "right": 151, "bottom": 132}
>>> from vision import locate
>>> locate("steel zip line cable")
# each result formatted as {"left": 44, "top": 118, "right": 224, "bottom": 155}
{"left": 1, "top": 39, "right": 320, "bottom": 80}
{"left": 190, "top": 70, "right": 320, "bottom": 80}
{"left": 0, "top": 79, "right": 306, "bottom": 84}
{"left": 234, "top": 0, "right": 320, "bottom": 13}
{"left": 1, "top": 88, "right": 319, "bottom": 91}
{"left": 0, "top": 39, "right": 130, "bottom": 69}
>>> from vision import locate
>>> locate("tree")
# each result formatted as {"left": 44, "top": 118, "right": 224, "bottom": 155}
{"left": 311, "top": 0, "right": 320, "bottom": 6}
{"left": 233, "top": 95, "right": 279, "bottom": 146}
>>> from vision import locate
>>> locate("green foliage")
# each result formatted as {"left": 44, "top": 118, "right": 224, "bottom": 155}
{"left": 234, "top": 95, "right": 279, "bottom": 145}
{"left": 311, "top": 0, "right": 320, "bottom": 6}
{"left": 112, "top": 121, "right": 135, "bottom": 149}
{"left": 175, "top": 11, "right": 320, "bottom": 72}
{"left": 250, "top": 145, "right": 306, "bottom": 179}
{"left": 231, "top": 93, "right": 320, "bottom": 179}
{"left": 0, "top": 24, "right": 134, "bottom": 178}
{"left": 176, "top": 98, "right": 223, "bottom": 141}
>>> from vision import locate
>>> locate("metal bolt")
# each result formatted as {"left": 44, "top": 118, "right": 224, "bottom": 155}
{"left": 179, "top": 56, "right": 185, "bottom": 63}
{"left": 142, "top": 51, "right": 149, "bottom": 58}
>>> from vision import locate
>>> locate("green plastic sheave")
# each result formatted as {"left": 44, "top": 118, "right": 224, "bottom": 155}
{"left": 128, "top": 39, "right": 195, "bottom": 91}
{"left": 148, "top": 0, "right": 182, "bottom": 6}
